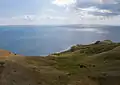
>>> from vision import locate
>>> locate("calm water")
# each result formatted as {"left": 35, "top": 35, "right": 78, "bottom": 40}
{"left": 0, "top": 25, "right": 119, "bottom": 56}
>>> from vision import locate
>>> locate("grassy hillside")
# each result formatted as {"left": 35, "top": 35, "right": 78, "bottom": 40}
{"left": 0, "top": 40, "right": 120, "bottom": 85}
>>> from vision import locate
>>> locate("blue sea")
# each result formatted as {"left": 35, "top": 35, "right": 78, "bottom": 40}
{"left": 0, "top": 25, "right": 119, "bottom": 56}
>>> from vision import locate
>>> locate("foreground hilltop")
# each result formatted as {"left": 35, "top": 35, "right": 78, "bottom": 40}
{"left": 0, "top": 40, "right": 120, "bottom": 85}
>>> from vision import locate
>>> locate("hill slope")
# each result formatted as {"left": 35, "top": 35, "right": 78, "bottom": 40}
{"left": 0, "top": 40, "right": 120, "bottom": 85}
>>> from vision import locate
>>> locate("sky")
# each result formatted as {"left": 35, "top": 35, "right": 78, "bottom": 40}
{"left": 0, "top": 0, "right": 120, "bottom": 25}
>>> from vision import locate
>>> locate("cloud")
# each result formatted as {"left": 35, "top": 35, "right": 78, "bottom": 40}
{"left": 52, "top": 0, "right": 76, "bottom": 6}
{"left": 75, "top": 0, "right": 120, "bottom": 17}
{"left": 76, "top": 6, "right": 119, "bottom": 17}
{"left": 12, "top": 15, "right": 35, "bottom": 21}
{"left": 0, "top": 14, "right": 68, "bottom": 25}
{"left": 51, "top": 0, "right": 120, "bottom": 18}
{"left": 77, "top": 6, "right": 112, "bottom": 14}
{"left": 12, "top": 14, "right": 67, "bottom": 21}
{"left": 0, "top": 0, "right": 120, "bottom": 25}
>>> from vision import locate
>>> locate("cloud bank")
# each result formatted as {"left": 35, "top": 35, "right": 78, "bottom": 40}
{"left": 0, "top": 0, "right": 120, "bottom": 25}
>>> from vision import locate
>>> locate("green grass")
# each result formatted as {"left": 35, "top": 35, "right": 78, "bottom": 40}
{"left": 24, "top": 41, "right": 120, "bottom": 85}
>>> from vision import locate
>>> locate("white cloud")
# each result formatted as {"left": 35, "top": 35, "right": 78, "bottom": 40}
{"left": 100, "top": 0, "right": 117, "bottom": 4}
{"left": 0, "top": 15, "right": 68, "bottom": 25}
{"left": 78, "top": 6, "right": 112, "bottom": 13}
{"left": 0, "top": 13, "right": 119, "bottom": 26}
{"left": 52, "top": 0, "right": 76, "bottom": 6}
{"left": 75, "top": 6, "right": 114, "bottom": 20}
{"left": 0, "top": 5, "right": 120, "bottom": 26}
{"left": 12, "top": 15, "right": 36, "bottom": 21}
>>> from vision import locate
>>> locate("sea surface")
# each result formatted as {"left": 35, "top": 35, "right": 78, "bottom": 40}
{"left": 0, "top": 25, "right": 119, "bottom": 56}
